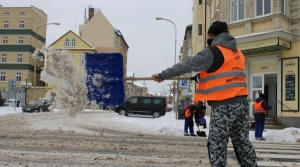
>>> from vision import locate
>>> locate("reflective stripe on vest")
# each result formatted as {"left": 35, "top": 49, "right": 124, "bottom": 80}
{"left": 254, "top": 101, "right": 267, "bottom": 115}
{"left": 193, "top": 45, "right": 248, "bottom": 101}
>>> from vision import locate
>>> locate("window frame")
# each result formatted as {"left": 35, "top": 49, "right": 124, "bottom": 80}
{"left": 4, "top": 21, "right": 9, "bottom": 28}
{"left": 17, "top": 54, "right": 22, "bottom": 62}
{"left": 80, "top": 54, "right": 84, "bottom": 65}
{"left": 2, "top": 53, "right": 7, "bottom": 62}
{"left": 65, "top": 38, "right": 70, "bottom": 47}
{"left": 18, "top": 36, "right": 23, "bottom": 44}
{"left": 19, "top": 21, "right": 24, "bottom": 29}
{"left": 0, "top": 72, "right": 5, "bottom": 81}
{"left": 230, "top": 0, "right": 245, "bottom": 23}
{"left": 3, "top": 36, "right": 8, "bottom": 44}
{"left": 16, "top": 72, "right": 21, "bottom": 81}
{"left": 71, "top": 38, "right": 76, "bottom": 47}
{"left": 4, "top": 12, "right": 9, "bottom": 15}
{"left": 20, "top": 12, "right": 25, "bottom": 15}
{"left": 281, "top": 0, "right": 286, "bottom": 14}
{"left": 255, "top": 0, "right": 272, "bottom": 17}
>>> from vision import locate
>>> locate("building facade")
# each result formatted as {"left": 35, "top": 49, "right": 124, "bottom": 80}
{"left": 79, "top": 7, "right": 129, "bottom": 78}
{"left": 48, "top": 30, "right": 97, "bottom": 92}
{"left": 0, "top": 5, "right": 47, "bottom": 101}
{"left": 193, "top": 0, "right": 300, "bottom": 127}
{"left": 179, "top": 24, "right": 194, "bottom": 108}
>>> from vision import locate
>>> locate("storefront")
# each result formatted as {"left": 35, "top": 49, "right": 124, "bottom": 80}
{"left": 237, "top": 33, "right": 300, "bottom": 127}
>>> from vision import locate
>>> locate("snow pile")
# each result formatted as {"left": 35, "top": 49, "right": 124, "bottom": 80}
{"left": 34, "top": 46, "right": 88, "bottom": 118}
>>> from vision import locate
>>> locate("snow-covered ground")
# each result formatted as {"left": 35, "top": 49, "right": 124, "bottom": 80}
{"left": 1, "top": 106, "right": 299, "bottom": 143}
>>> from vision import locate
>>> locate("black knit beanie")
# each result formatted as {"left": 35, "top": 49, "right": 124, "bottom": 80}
{"left": 207, "top": 21, "right": 229, "bottom": 36}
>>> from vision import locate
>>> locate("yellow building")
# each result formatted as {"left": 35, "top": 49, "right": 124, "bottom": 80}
{"left": 48, "top": 30, "right": 97, "bottom": 91}
{"left": 0, "top": 5, "right": 47, "bottom": 101}
{"left": 192, "top": 0, "right": 300, "bottom": 127}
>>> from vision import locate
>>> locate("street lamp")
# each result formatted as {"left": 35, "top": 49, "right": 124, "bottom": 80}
{"left": 156, "top": 16, "right": 179, "bottom": 119}
{"left": 33, "top": 22, "right": 60, "bottom": 99}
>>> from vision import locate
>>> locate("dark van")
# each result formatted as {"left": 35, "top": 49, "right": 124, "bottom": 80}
{"left": 114, "top": 96, "right": 167, "bottom": 118}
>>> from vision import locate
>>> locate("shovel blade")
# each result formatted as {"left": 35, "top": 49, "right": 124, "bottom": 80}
{"left": 85, "top": 52, "right": 125, "bottom": 106}
{"left": 196, "top": 130, "right": 207, "bottom": 137}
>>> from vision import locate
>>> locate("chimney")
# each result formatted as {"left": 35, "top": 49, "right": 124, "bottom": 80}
{"left": 89, "top": 8, "right": 95, "bottom": 20}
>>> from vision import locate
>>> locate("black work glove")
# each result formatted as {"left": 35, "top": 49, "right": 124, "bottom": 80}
{"left": 191, "top": 73, "right": 200, "bottom": 83}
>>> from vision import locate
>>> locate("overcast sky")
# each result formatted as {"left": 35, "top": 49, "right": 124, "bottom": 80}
{"left": 3, "top": 0, "right": 193, "bottom": 93}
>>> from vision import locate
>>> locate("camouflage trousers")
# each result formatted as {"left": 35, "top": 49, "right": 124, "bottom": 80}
{"left": 207, "top": 101, "right": 257, "bottom": 167}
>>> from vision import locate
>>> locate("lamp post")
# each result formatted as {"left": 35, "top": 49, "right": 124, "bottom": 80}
{"left": 33, "top": 22, "right": 60, "bottom": 99}
{"left": 156, "top": 16, "right": 179, "bottom": 119}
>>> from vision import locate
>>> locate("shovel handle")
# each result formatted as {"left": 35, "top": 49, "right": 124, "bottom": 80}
{"left": 123, "top": 77, "right": 191, "bottom": 81}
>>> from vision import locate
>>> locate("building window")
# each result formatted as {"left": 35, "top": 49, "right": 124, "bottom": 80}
{"left": 17, "top": 54, "right": 22, "bottom": 62}
{"left": 199, "top": 0, "right": 203, "bottom": 5}
{"left": 231, "top": 0, "right": 245, "bottom": 22}
{"left": 187, "top": 48, "right": 193, "bottom": 57}
{"left": 2, "top": 36, "right": 8, "bottom": 44}
{"left": 198, "top": 24, "right": 202, "bottom": 35}
{"left": 71, "top": 39, "right": 76, "bottom": 47}
{"left": 281, "top": 0, "right": 286, "bottom": 14}
{"left": 65, "top": 39, "right": 70, "bottom": 47}
{"left": 20, "top": 12, "right": 25, "bottom": 15}
{"left": 80, "top": 54, "right": 84, "bottom": 65}
{"left": 256, "top": 0, "right": 271, "bottom": 17}
{"left": 16, "top": 72, "right": 21, "bottom": 81}
{"left": 0, "top": 72, "right": 5, "bottom": 81}
{"left": 19, "top": 21, "right": 24, "bottom": 28}
{"left": 4, "top": 21, "right": 9, "bottom": 28}
{"left": 18, "top": 37, "right": 23, "bottom": 44}
{"left": 4, "top": 12, "right": 9, "bottom": 15}
{"left": 2, "top": 53, "right": 7, "bottom": 62}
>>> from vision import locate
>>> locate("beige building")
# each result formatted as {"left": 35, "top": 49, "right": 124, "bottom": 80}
{"left": 126, "top": 72, "right": 148, "bottom": 99}
{"left": 179, "top": 24, "right": 194, "bottom": 107}
{"left": 0, "top": 5, "right": 47, "bottom": 101}
{"left": 79, "top": 7, "right": 129, "bottom": 78}
{"left": 192, "top": 0, "right": 300, "bottom": 127}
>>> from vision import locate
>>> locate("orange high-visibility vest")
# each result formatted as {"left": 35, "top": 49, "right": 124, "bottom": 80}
{"left": 193, "top": 45, "right": 248, "bottom": 101}
{"left": 184, "top": 105, "right": 199, "bottom": 118}
{"left": 254, "top": 101, "right": 267, "bottom": 115}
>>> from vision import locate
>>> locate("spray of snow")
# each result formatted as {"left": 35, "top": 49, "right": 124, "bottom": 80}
{"left": 35, "top": 46, "right": 88, "bottom": 118}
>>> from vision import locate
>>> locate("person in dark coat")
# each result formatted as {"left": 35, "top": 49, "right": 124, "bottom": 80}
{"left": 198, "top": 101, "right": 207, "bottom": 129}
{"left": 254, "top": 93, "right": 272, "bottom": 140}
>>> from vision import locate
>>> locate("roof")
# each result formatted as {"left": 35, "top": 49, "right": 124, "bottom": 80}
{"left": 48, "top": 30, "right": 95, "bottom": 49}
{"left": 115, "top": 29, "right": 129, "bottom": 48}
{"left": 184, "top": 24, "right": 193, "bottom": 40}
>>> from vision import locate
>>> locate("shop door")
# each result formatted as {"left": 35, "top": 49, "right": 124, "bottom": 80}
{"left": 250, "top": 74, "right": 264, "bottom": 116}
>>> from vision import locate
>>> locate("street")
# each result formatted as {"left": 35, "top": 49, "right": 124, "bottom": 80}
{"left": 0, "top": 112, "right": 299, "bottom": 167}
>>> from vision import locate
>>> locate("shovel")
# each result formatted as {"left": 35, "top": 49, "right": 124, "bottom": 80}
{"left": 84, "top": 52, "right": 199, "bottom": 106}
{"left": 196, "top": 126, "right": 207, "bottom": 137}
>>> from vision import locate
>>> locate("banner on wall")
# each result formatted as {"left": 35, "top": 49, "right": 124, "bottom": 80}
{"left": 281, "top": 57, "right": 299, "bottom": 111}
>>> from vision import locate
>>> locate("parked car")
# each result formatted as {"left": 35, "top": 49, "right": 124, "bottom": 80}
{"left": 114, "top": 96, "right": 167, "bottom": 118}
{"left": 22, "top": 99, "right": 51, "bottom": 113}
{"left": 4, "top": 99, "right": 20, "bottom": 107}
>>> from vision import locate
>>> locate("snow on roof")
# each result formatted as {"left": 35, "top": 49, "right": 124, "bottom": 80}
{"left": 134, "top": 81, "right": 144, "bottom": 87}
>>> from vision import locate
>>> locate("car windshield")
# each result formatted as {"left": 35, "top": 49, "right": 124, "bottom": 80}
{"left": 28, "top": 100, "right": 41, "bottom": 105}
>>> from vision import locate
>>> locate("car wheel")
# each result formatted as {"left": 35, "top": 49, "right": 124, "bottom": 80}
{"left": 119, "top": 109, "right": 127, "bottom": 116}
{"left": 152, "top": 111, "right": 160, "bottom": 118}
{"left": 39, "top": 108, "right": 43, "bottom": 113}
